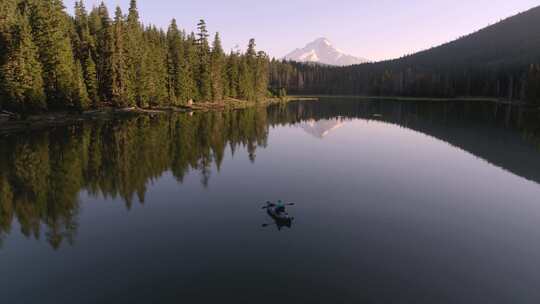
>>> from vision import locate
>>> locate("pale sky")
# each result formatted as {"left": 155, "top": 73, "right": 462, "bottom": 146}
{"left": 64, "top": 0, "right": 539, "bottom": 61}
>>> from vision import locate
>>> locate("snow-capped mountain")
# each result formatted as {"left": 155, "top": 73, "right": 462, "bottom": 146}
{"left": 284, "top": 38, "right": 368, "bottom": 66}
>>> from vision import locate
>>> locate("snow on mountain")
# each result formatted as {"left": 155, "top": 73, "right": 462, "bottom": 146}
{"left": 299, "top": 118, "right": 345, "bottom": 139}
{"left": 284, "top": 38, "right": 368, "bottom": 66}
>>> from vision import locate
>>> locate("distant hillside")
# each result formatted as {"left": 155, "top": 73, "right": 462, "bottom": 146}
{"left": 388, "top": 6, "right": 540, "bottom": 68}
{"left": 271, "top": 6, "right": 540, "bottom": 103}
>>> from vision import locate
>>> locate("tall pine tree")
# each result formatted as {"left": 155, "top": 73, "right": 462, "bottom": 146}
{"left": 196, "top": 19, "right": 211, "bottom": 101}
{"left": 110, "top": 6, "right": 129, "bottom": 107}
{"left": 183, "top": 32, "right": 199, "bottom": 102}
{"left": 226, "top": 50, "right": 240, "bottom": 98}
{"left": 94, "top": 3, "right": 113, "bottom": 104}
{"left": 73, "top": 1, "right": 98, "bottom": 106}
{"left": 167, "top": 19, "right": 183, "bottom": 105}
{"left": 210, "top": 32, "right": 225, "bottom": 102}
{"left": 28, "top": 0, "right": 78, "bottom": 109}
{"left": 125, "top": 0, "right": 142, "bottom": 106}
{"left": 1, "top": 10, "right": 46, "bottom": 112}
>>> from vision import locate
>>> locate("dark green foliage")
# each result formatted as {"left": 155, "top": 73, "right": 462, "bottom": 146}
{"left": 94, "top": 3, "right": 113, "bottom": 103}
{"left": 182, "top": 32, "right": 200, "bottom": 102}
{"left": 0, "top": 0, "right": 270, "bottom": 114}
{"left": 140, "top": 26, "right": 168, "bottom": 107}
{"left": 0, "top": 10, "right": 45, "bottom": 112}
{"left": 82, "top": 50, "right": 98, "bottom": 106}
{"left": 255, "top": 51, "right": 270, "bottom": 101}
{"left": 125, "top": 0, "right": 143, "bottom": 106}
{"left": 210, "top": 32, "right": 225, "bottom": 102}
{"left": 237, "top": 39, "right": 265, "bottom": 101}
{"left": 73, "top": 1, "right": 98, "bottom": 107}
{"left": 110, "top": 7, "right": 129, "bottom": 107}
{"left": 28, "top": 0, "right": 77, "bottom": 109}
{"left": 239, "top": 56, "right": 254, "bottom": 101}
{"left": 196, "top": 19, "right": 212, "bottom": 101}
{"left": 166, "top": 19, "right": 184, "bottom": 105}
{"left": 226, "top": 50, "right": 240, "bottom": 98}
{"left": 72, "top": 59, "right": 90, "bottom": 110}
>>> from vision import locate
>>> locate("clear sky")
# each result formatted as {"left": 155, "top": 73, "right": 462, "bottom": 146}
{"left": 64, "top": 0, "right": 539, "bottom": 61}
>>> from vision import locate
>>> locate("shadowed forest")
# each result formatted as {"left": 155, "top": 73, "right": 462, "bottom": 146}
{"left": 270, "top": 6, "right": 540, "bottom": 103}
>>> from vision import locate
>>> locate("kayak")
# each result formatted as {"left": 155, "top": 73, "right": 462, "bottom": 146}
{"left": 266, "top": 203, "right": 293, "bottom": 223}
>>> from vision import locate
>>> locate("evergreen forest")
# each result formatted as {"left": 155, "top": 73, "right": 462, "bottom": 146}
{"left": 0, "top": 0, "right": 270, "bottom": 114}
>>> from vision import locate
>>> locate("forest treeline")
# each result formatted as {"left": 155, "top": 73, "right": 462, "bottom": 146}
{"left": 269, "top": 6, "right": 540, "bottom": 104}
{"left": 0, "top": 0, "right": 270, "bottom": 114}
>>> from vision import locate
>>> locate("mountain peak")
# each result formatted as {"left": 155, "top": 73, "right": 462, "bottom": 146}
{"left": 312, "top": 37, "right": 332, "bottom": 46}
{"left": 284, "top": 38, "right": 368, "bottom": 66}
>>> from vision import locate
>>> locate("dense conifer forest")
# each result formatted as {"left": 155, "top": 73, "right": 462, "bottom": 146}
{"left": 270, "top": 6, "right": 540, "bottom": 104}
{"left": 0, "top": 0, "right": 270, "bottom": 114}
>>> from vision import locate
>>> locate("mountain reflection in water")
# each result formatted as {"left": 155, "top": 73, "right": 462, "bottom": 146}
{"left": 299, "top": 118, "right": 345, "bottom": 138}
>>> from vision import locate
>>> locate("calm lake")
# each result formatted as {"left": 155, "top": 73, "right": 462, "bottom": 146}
{"left": 1, "top": 98, "right": 540, "bottom": 303}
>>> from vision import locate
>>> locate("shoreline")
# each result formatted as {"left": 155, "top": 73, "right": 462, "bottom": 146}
{"left": 8, "top": 94, "right": 532, "bottom": 134}
{"left": 0, "top": 97, "right": 314, "bottom": 134}
{"left": 290, "top": 95, "right": 538, "bottom": 106}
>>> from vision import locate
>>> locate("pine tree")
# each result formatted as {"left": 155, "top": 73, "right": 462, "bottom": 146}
{"left": 196, "top": 19, "right": 211, "bottom": 101}
{"left": 73, "top": 1, "right": 98, "bottom": 106}
{"left": 0, "top": 0, "right": 17, "bottom": 65}
{"left": 110, "top": 6, "right": 129, "bottom": 107}
{"left": 210, "top": 32, "right": 225, "bottom": 102}
{"left": 0, "top": 0, "right": 17, "bottom": 108}
{"left": 72, "top": 60, "right": 90, "bottom": 110}
{"left": 94, "top": 3, "right": 113, "bottom": 103}
{"left": 238, "top": 39, "right": 258, "bottom": 101}
{"left": 140, "top": 26, "right": 168, "bottom": 107}
{"left": 239, "top": 55, "right": 254, "bottom": 101}
{"left": 226, "top": 50, "right": 240, "bottom": 98}
{"left": 246, "top": 38, "right": 257, "bottom": 63}
{"left": 182, "top": 32, "right": 199, "bottom": 102}
{"left": 28, "top": 0, "right": 78, "bottom": 109}
{"left": 254, "top": 51, "right": 269, "bottom": 101}
{"left": 167, "top": 19, "right": 183, "bottom": 105}
{"left": 0, "top": 11, "right": 46, "bottom": 112}
{"left": 83, "top": 51, "right": 98, "bottom": 106}
{"left": 125, "top": 0, "right": 142, "bottom": 106}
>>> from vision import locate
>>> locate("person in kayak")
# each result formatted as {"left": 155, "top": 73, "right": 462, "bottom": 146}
{"left": 275, "top": 200, "right": 286, "bottom": 213}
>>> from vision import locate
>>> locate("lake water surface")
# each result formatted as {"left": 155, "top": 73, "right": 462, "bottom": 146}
{"left": 1, "top": 98, "right": 540, "bottom": 303}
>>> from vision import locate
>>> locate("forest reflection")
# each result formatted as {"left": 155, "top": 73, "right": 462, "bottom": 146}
{"left": 0, "top": 108, "right": 269, "bottom": 249}
{"left": 1, "top": 99, "right": 539, "bottom": 249}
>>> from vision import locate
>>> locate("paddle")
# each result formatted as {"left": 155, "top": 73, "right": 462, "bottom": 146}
{"left": 261, "top": 202, "right": 275, "bottom": 209}
{"left": 262, "top": 202, "right": 295, "bottom": 209}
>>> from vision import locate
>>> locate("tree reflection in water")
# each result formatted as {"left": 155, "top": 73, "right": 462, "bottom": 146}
{"left": 1, "top": 98, "right": 539, "bottom": 249}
